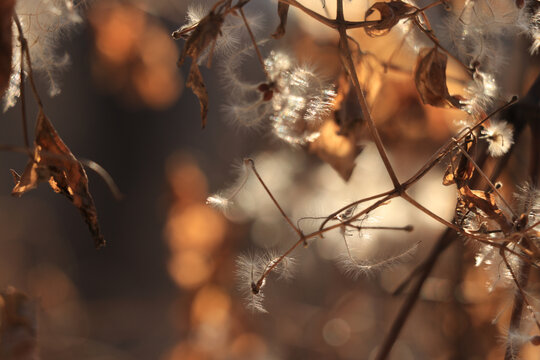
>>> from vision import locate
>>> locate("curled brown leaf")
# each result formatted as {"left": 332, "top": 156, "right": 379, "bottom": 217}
{"left": 458, "top": 185, "right": 511, "bottom": 233}
{"left": 364, "top": 1, "right": 416, "bottom": 37}
{"left": 11, "top": 111, "right": 105, "bottom": 249}
{"left": 175, "top": 10, "right": 225, "bottom": 128}
{"left": 414, "top": 47, "right": 462, "bottom": 109}
{"left": 186, "top": 63, "right": 209, "bottom": 128}
{"left": 443, "top": 135, "right": 476, "bottom": 186}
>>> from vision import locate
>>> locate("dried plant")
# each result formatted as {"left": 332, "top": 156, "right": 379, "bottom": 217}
{"left": 1, "top": 0, "right": 540, "bottom": 359}
{"left": 172, "top": 0, "right": 540, "bottom": 358}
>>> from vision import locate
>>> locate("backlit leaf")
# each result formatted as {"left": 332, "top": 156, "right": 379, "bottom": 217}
{"left": 11, "top": 111, "right": 105, "bottom": 248}
{"left": 414, "top": 47, "right": 462, "bottom": 109}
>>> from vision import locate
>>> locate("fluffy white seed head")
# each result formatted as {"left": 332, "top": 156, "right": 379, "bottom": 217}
{"left": 461, "top": 71, "right": 499, "bottom": 116}
{"left": 4, "top": 0, "right": 82, "bottom": 111}
{"left": 235, "top": 251, "right": 295, "bottom": 313}
{"left": 174, "top": 3, "right": 262, "bottom": 65}
{"left": 206, "top": 194, "right": 231, "bottom": 211}
{"left": 265, "top": 51, "right": 336, "bottom": 145}
{"left": 481, "top": 120, "right": 514, "bottom": 157}
{"left": 222, "top": 50, "right": 336, "bottom": 144}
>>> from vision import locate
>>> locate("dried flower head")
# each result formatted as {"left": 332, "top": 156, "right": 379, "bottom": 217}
{"left": 480, "top": 120, "right": 514, "bottom": 157}
{"left": 236, "top": 251, "right": 295, "bottom": 313}
{"left": 222, "top": 50, "right": 336, "bottom": 144}
{"left": 265, "top": 51, "right": 336, "bottom": 145}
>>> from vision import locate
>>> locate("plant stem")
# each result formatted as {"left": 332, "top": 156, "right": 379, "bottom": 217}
{"left": 337, "top": 20, "right": 401, "bottom": 189}
{"left": 375, "top": 228, "right": 455, "bottom": 360}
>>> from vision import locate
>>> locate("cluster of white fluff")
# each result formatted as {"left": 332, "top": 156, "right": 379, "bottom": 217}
{"left": 4, "top": 0, "right": 82, "bottom": 111}
{"left": 223, "top": 50, "right": 336, "bottom": 145}
{"left": 463, "top": 183, "right": 540, "bottom": 290}
{"left": 264, "top": 51, "right": 336, "bottom": 145}
{"left": 480, "top": 120, "right": 515, "bottom": 157}
{"left": 235, "top": 252, "right": 295, "bottom": 313}
{"left": 529, "top": 7, "right": 540, "bottom": 54}
{"left": 446, "top": 0, "right": 527, "bottom": 117}
{"left": 173, "top": 2, "right": 262, "bottom": 65}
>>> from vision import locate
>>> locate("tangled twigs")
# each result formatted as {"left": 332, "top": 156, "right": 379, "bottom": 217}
{"left": 504, "top": 86, "right": 540, "bottom": 358}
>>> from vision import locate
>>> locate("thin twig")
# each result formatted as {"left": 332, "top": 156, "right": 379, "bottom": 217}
{"left": 238, "top": 8, "right": 268, "bottom": 78}
{"left": 246, "top": 159, "right": 303, "bottom": 237}
{"left": 337, "top": 19, "right": 401, "bottom": 189}
{"left": 80, "top": 159, "right": 124, "bottom": 200}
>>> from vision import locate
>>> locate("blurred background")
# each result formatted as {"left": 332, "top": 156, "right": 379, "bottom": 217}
{"left": 0, "top": 0, "right": 539, "bottom": 359}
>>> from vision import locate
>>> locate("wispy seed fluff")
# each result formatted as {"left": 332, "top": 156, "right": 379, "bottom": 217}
{"left": 480, "top": 120, "right": 514, "bottom": 157}
{"left": 173, "top": 3, "right": 262, "bottom": 65}
{"left": 446, "top": 0, "right": 527, "bottom": 116}
{"left": 4, "top": 0, "right": 82, "bottom": 111}
{"left": 206, "top": 158, "right": 251, "bottom": 213}
{"left": 235, "top": 251, "right": 295, "bottom": 313}
{"left": 528, "top": 6, "right": 540, "bottom": 55}
{"left": 265, "top": 51, "right": 336, "bottom": 145}
{"left": 223, "top": 50, "right": 336, "bottom": 145}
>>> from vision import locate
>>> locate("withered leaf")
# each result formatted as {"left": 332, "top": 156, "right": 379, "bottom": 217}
{"left": 364, "top": 1, "right": 416, "bottom": 37}
{"left": 0, "top": 0, "right": 15, "bottom": 97}
{"left": 458, "top": 185, "right": 511, "bottom": 233}
{"left": 0, "top": 287, "right": 38, "bottom": 360}
{"left": 271, "top": 3, "right": 289, "bottom": 39}
{"left": 176, "top": 11, "right": 224, "bottom": 67}
{"left": 11, "top": 111, "right": 105, "bottom": 248}
{"left": 175, "top": 10, "right": 224, "bottom": 128}
{"left": 187, "top": 63, "right": 209, "bottom": 128}
{"left": 309, "top": 120, "right": 364, "bottom": 181}
{"left": 443, "top": 135, "right": 476, "bottom": 186}
{"left": 414, "top": 47, "right": 462, "bottom": 109}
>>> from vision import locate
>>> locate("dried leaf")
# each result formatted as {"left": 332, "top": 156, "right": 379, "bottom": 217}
{"left": 364, "top": 1, "right": 416, "bottom": 37}
{"left": 176, "top": 11, "right": 224, "bottom": 67}
{"left": 187, "top": 63, "right": 208, "bottom": 128}
{"left": 414, "top": 47, "right": 462, "bottom": 109}
{"left": 309, "top": 120, "right": 364, "bottom": 181}
{"left": 0, "top": 0, "right": 15, "bottom": 97}
{"left": 334, "top": 76, "right": 364, "bottom": 134}
{"left": 459, "top": 185, "right": 511, "bottom": 232}
{"left": 0, "top": 287, "right": 38, "bottom": 360}
{"left": 175, "top": 10, "right": 224, "bottom": 128}
{"left": 11, "top": 111, "right": 105, "bottom": 248}
{"left": 271, "top": 3, "right": 289, "bottom": 39}
{"left": 443, "top": 135, "right": 475, "bottom": 186}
